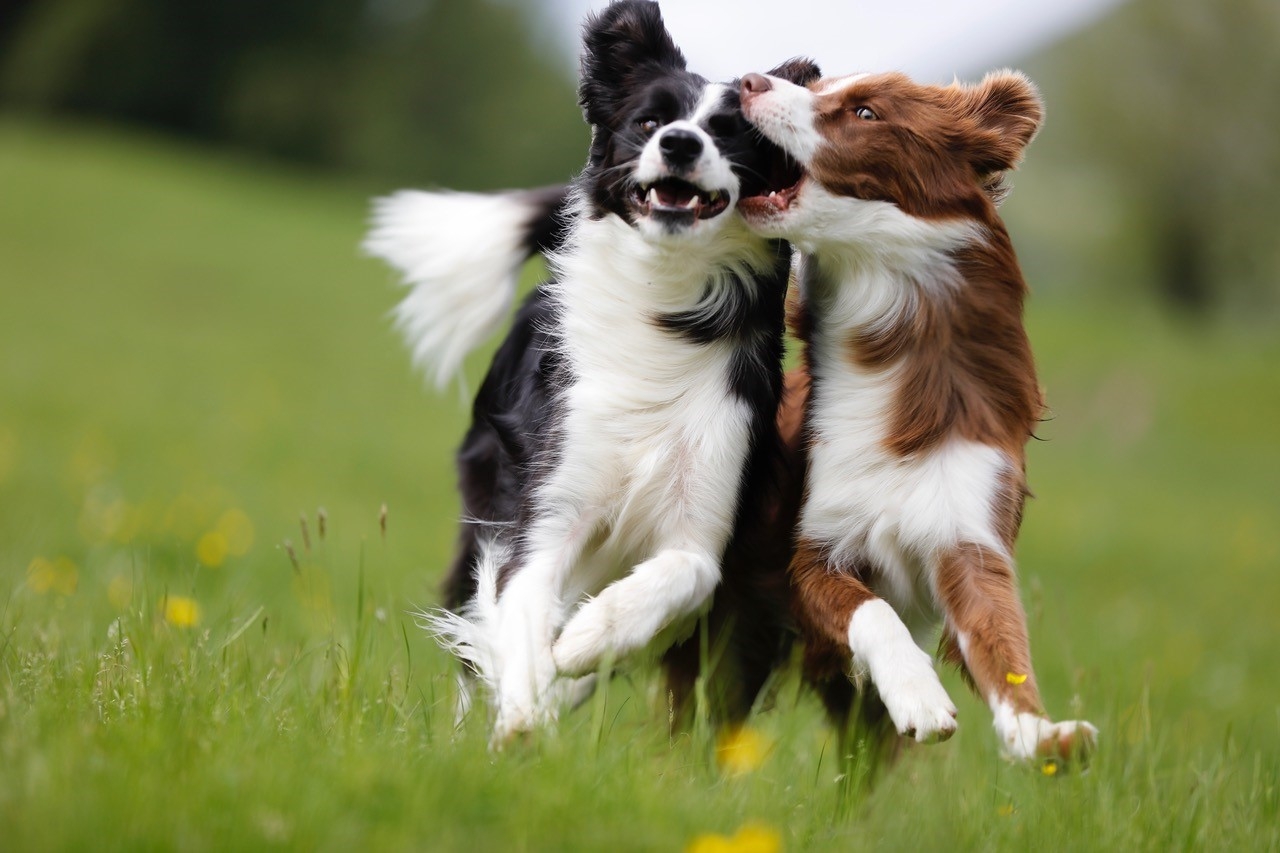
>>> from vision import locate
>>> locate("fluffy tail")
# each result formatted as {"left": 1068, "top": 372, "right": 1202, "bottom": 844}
{"left": 416, "top": 538, "right": 507, "bottom": 700}
{"left": 363, "top": 184, "right": 572, "bottom": 388}
{"left": 418, "top": 537, "right": 600, "bottom": 727}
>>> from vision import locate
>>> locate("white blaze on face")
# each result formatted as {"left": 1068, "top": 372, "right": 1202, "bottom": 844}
{"left": 741, "top": 72, "right": 873, "bottom": 167}
{"left": 740, "top": 74, "right": 822, "bottom": 165}
{"left": 634, "top": 83, "right": 739, "bottom": 200}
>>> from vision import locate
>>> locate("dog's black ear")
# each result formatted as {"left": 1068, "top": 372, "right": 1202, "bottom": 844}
{"left": 579, "top": 0, "right": 687, "bottom": 127}
{"left": 767, "top": 57, "right": 822, "bottom": 87}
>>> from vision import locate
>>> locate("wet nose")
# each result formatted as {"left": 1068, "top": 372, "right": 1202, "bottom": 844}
{"left": 740, "top": 73, "right": 772, "bottom": 99}
{"left": 659, "top": 129, "right": 703, "bottom": 168}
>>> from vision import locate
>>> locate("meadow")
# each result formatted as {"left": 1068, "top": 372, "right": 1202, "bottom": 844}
{"left": 1, "top": 116, "right": 1277, "bottom": 850}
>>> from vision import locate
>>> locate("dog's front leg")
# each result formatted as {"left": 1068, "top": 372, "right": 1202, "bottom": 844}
{"left": 933, "top": 542, "right": 1097, "bottom": 765}
{"left": 490, "top": 510, "right": 596, "bottom": 746}
{"left": 490, "top": 561, "right": 562, "bottom": 746}
{"left": 792, "top": 541, "right": 958, "bottom": 743}
{"left": 552, "top": 548, "right": 720, "bottom": 677}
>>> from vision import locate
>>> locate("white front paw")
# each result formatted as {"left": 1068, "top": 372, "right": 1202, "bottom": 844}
{"left": 874, "top": 650, "right": 959, "bottom": 743}
{"left": 551, "top": 607, "right": 612, "bottom": 677}
{"left": 848, "top": 600, "right": 958, "bottom": 744}
{"left": 553, "top": 549, "right": 716, "bottom": 677}
{"left": 995, "top": 709, "right": 1098, "bottom": 764}
{"left": 491, "top": 700, "right": 554, "bottom": 749}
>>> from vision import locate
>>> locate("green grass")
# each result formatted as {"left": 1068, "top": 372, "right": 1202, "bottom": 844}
{"left": 1, "top": 115, "right": 1278, "bottom": 850}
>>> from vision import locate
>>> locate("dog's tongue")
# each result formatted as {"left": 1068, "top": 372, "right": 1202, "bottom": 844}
{"left": 657, "top": 184, "right": 698, "bottom": 207}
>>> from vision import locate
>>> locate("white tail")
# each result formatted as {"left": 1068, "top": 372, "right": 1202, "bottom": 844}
{"left": 416, "top": 537, "right": 599, "bottom": 730}
{"left": 364, "top": 190, "right": 546, "bottom": 389}
{"left": 415, "top": 538, "right": 505, "bottom": 697}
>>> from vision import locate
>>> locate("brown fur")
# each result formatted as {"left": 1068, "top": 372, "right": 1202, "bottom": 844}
{"left": 809, "top": 72, "right": 1041, "bottom": 222}
{"left": 808, "top": 72, "right": 1049, "bottom": 717}
{"left": 761, "top": 70, "right": 1092, "bottom": 763}
{"left": 789, "top": 540, "right": 876, "bottom": 653}
{"left": 809, "top": 72, "right": 1044, "bottom": 459}
{"left": 934, "top": 543, "right": 1043, "bottom": 715}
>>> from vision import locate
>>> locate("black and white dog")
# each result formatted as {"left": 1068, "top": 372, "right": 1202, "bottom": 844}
{"left": 365, "top": 0, "right": 816, "bottom": 743}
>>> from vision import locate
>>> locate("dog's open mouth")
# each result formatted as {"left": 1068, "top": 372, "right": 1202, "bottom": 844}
{"left": 738, "top": 145, "right": 805, "bottom": 220}
{"left": 632, "top": 178, "right": 730, "bottom": 221}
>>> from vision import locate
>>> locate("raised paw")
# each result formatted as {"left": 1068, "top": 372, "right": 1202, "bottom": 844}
{"left": 875, "top": 656, "right": 960, "bottom": 744}
{"left": 996, "top": 711, "right": 1098, "bottom": 768}
{"left": 554, "top": 549, "right": 716, "bottom": 677}
{"left": 551, "top": 603, "right": 614, "bottom": 677}
{"left": 849, "top": 599, "right": 958, "bottom": 744}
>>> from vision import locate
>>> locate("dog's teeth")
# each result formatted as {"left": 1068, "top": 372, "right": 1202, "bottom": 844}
{"left": 647, "top": 188, "right": 659, "bottom": 206}
{"left": 683, "top": 196, "right": 698, "bottom": 209}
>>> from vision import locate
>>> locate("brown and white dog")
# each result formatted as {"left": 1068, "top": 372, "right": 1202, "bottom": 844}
{"left": 736, "top": 68, "right": 1098, "bottom": 764}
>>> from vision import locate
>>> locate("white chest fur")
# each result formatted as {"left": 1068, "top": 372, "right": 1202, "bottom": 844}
{"left": 539, "top": 216, "right": 767, "bottom": 592}
{"left": 796, "top": 252, "right": 1011, "bottom": 630}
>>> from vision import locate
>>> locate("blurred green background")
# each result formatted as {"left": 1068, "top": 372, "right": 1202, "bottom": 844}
{"left": 1, "top": 0, "right": 1277, "bottom": 848}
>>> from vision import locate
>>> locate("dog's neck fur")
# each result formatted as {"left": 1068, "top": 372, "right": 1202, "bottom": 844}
{"left": 555, "top": 207, "right": 775, "bottom": 310}
{"left": 549, "top": 207, "right": 780, "bottom": 387}
{"left": 796, "top": 211, "right": 1041, "bottom": 464}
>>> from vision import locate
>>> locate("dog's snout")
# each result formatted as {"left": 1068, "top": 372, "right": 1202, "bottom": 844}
{"left": 740, "top": 73, "right": 772, "bottom": 99}
{"left": 659, "top": 129, "right": 703, "bottom": 168}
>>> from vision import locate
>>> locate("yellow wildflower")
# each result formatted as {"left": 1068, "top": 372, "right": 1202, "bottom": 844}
{"left": 687, "top": 823, "right": 781, "bottom": 853}
{"left": 216, "top": 508, "right": 255, "bottom": 556}
{"left": 196, "top": 530, "right": 229, "bottom": 567}
{"left": 1006, "top": 672, "right": 1028, "bottom": 685}
{"left": 26, "top": 556, "right": 78, "bottom": 596}
{"left": 163, "top": 595, "right": 201, "bottom": 628}
{"left": 687, "top": 835, "right": 733, "bottom": 853}
{"left": 1041, "top": 759, "right": 1059, "bottom": 776}
{"left": 716, "top": 725, "right": 770, "bottom": 775}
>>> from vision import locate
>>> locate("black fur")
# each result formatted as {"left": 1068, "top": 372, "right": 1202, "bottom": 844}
{"left": 579, "top": 3, "right": 700, "bottom": 223}
{"left": 520, "top": 185, "right": 573, "bottom": 257}
{"left": 443, "top": 286, "right": 566, "bottom": 610}
{"left": 439, "top": 0, "right": 822, "bottom": 725}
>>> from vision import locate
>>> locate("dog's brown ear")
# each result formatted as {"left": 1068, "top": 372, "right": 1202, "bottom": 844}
{"left": 961, "top": 70, "right": 1044, "bottom": 174}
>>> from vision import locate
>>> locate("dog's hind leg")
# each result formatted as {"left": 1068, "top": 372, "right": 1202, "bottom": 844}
{"left": 551, "top": 548, "right": 720, "bottom": 677}
{"left": 810, "top": 672, "right": 900, "bottom": 802}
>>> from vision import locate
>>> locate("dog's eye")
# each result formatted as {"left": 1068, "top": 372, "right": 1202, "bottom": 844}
{"left": 854, "top": 106, "right": 879, "bottom": 121}
{"left": 637, "top": 118, "right": 660, "bottom": 134}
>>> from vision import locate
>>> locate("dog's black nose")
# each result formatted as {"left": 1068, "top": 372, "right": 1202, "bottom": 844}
{"left": 659, "top": 129, "right": 703, "bottom": 168}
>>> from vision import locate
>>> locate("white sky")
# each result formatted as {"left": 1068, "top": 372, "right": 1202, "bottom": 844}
{"left": 533, "top": 0, "right": 1128, "bottom": 83}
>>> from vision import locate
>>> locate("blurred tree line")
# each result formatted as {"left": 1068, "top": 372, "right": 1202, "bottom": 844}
{"left": 1029, "top": 0, "right": 1279, "bottom": 317}
{"left": 1, "top": 0, "right": 1276, "bottom": 317}
{"left": 0, "top": 0, "right": 588, "bottom": 190}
